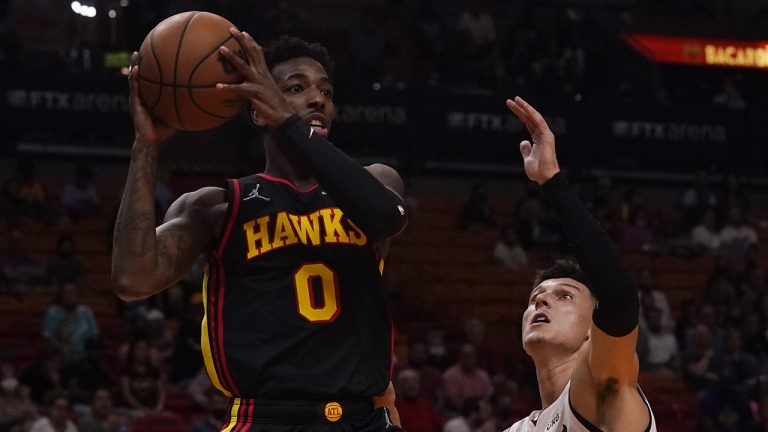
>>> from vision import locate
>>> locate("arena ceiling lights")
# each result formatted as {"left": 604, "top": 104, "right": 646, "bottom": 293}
{"left": 71, "top": 1, "right": 97, "bottom": 18}
{"left": 623, "top": 33, "right": 768, "bottom": 70}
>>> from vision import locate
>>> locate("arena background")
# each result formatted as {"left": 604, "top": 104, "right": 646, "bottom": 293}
{"left": 2, "top": 0, "right": 768, "bottom": 431}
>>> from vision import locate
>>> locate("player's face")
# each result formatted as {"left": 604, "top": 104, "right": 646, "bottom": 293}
{"left": 522, "top": 278, "right": 593, "bottom": 354}
{"left": 271, "top": 57, "right": 334, "bottom": 137}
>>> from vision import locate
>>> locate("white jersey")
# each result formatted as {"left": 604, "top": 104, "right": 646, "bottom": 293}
{"left": 504, "top": 381, "right": 656, "bottom": 432}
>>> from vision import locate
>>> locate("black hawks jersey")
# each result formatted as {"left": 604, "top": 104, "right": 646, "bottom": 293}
{"left": 200, "top": 173, "right": 393, "bottom": 401}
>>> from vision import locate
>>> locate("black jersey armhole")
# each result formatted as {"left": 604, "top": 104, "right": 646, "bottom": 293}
{"left": 568, "top": 387, "right": 652, "bottom": 432}
{"left": 214, "top": 179, "right": 240, "bottom": 258}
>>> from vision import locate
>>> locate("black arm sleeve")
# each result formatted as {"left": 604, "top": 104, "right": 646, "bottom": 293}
{"left": 278, "top": 114, "right": 407, "bottom": 242}
{"left": 541, "top": 172, "right": 639, "bottom": 337}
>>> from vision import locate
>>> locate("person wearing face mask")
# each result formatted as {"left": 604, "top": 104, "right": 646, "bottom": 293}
{"left": 0, "top": 358, "right": 38, "bottom": 432}
{"left": 42, "top": 282, "right": 100, "bottom": 365}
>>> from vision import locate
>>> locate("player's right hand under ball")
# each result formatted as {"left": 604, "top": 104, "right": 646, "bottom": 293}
{"left": 128, "top": 51, "right": 176, "bottom": 145}
{"left": 506, "top": 97, "right": 561, "bottom": 185}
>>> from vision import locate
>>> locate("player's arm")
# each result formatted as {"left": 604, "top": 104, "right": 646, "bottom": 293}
{"left": 507, "top": 98, "right": 648, "bottom": 428}
{"left": 111, "top": 52, "right": 222, "bottom": 301}
{"left": 216, "top": 30, "right": 408, "bottom": 243}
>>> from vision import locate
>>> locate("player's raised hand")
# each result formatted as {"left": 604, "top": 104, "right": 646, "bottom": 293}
{"left": 128, "top": 51, "right": 176, "bottom": 145}
{"left": 216, "top": 28, "right": 296, "bottom": 127}
{"left": 506, "top": 97, "right": 560, "bottom": 185}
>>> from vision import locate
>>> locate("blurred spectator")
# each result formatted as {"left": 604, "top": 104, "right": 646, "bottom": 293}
{"left": 64, "top": 339, "right": 112, "bottom": 406}
{"left": 426, "top": 329, "right": 451, "bottom": 371}
{"left": 186, "top": 368, "right": 213, "bottom": 410}
{"left": 0, "top": 357, "right": 37, "bottom": 432}
{"left": 697, "top": 386, "right": 758, "bottom": 431}
{"left": 711, "top": 327, "right": 760, "bottom": 393}
{"left": 187, "top": 390, "right": 228, "bottom": 432}
{"left": 684, "top": 323, "right": 719, "bottom": 392}
{"left": 641, "top": 307, "right": 678, "bottom": 375}
{"left": 457, "top": 184, "right": 495, "bottom": 231}
{"left": 61, "top": 165, "right": 101, "bottom": 219}
{"left": 637, "top": 270, "right": 673, "bottom": 332}
{"left": 403, "top": 342, "right": 443, "bottom": 408}
{"left": 394, "top": 369, "right": 442, "bottom": 432}
{"left": 490, "top": 391, "right": 517, "bottom": 430}
{"left": 47, "top": 235, "right": 86, "bottom": 286}
{"left": 691, "top": 209, "right": 720, "bottom": 255}
{"left": 21, "top": 348, "right": 66, "bottom": 405}
{"left": 681, "top": 172, "right": 719, "bottom": 227}
{"left": 621, "top": 209, "right": 655, "bottom": 253}
{"left": 718, "top": 206, "right": 758, "bottom": 255}
{"left": 29, "top": 391, "right": 77, "bottom": 432}
{"left": 0, "top": 229, "right": 46, "bottom": 296}
{"left": 712, "top": 77, "right": 746, "bottom": 111}
{"left": 455, "top": 0, "right": 499, "bottom": 90}
{"left": 456, "top": 1, "right": 496, "bottom": 52}
{"left": 79, "top": 388, "right": 130, "bottom": 432}
{"left": 442, "top": 344, "right": 492, "bottom": 412}
{"left": 43, "top": 282, "right": 99, "bottom": 364}
{"left": 442, "top": 397, "right": 493, "bottom": 432}
{"left": 2, "top": 159, "right": 50, "bottom": 224}
{"left": 169, "top": 294, "right": 204, "bottom": 384}
{"left": 120, "top": 338, "right": 166, "bottom": 413}
{"left": 516, "top": 185, "right": 559, "bottom": 249}
{"left": 492, "top": 225, "right": 528, "bottom": 272}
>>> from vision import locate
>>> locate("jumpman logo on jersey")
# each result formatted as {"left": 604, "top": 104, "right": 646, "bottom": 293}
{"left": 243, "top": 184, "right": 271, "bottom": 202}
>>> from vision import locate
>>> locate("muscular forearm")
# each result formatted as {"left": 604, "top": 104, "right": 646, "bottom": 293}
{"left": 278, "top": 115, "right": 407, "bottom": 242}
{"left": 541, "top": 173, "right": 639, "bottom": 337}
{"left": 111, "top": 141, "right": 161, "bottom": 300}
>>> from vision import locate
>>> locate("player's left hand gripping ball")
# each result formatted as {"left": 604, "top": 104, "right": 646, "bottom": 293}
{"left": 216, "top": 29, "right": 296, "bottom": 127}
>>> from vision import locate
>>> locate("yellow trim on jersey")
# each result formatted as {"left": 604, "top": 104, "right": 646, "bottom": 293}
{"left": 200, "top": 265, "right": 232, "bottom": 398}
{"left": 221, "top": 398, "right": 241, "bottom": 432}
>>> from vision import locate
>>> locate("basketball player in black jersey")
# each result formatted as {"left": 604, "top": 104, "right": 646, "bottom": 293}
{"left": 112, "top": 31, "right": 406, "bottom": 431}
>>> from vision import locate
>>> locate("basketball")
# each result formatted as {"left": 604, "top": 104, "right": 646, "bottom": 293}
{"left": 137, "top": 11, "right": 245, "bottom": 132}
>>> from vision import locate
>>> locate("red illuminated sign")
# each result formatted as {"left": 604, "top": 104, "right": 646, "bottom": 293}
{"left": 623, "top": 33, "right": 768, "bottom": 69}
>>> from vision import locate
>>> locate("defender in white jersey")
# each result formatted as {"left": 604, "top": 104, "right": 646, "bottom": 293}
{"left": 503, "top": 98, "right": 657, "bottom": 432}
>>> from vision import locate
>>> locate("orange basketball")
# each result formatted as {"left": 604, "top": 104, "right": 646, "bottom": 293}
{"left": 137, "top": 11, "right": 245, "bottom": 131}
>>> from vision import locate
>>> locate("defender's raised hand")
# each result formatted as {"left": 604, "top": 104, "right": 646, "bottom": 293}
{"left": 506, "top": 97, "right": 560, "bottom": 185}
{"left": 216, "top": 28, "right": 295, "bottom": 127}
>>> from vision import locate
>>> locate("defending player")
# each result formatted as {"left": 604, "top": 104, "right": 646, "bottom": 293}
{"left": 112, "top": 32, "right": 406, "bottom": 430}
{"left": 504, "top": 97, "right": 657, "bottom": 432}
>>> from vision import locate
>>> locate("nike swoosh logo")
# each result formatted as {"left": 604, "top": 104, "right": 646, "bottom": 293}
{"left": 308, "top": 127, "right": 314, "bottom": 139}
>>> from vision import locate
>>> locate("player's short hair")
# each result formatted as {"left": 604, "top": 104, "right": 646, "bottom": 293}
{"left": 532, "top": 260, "right": 590, "bottom": 290}
{"left": 264, "top": 35, "right": 334, "bottom": 80}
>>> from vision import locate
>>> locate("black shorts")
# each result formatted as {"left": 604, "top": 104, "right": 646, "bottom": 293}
{"left": 222, "top": 398, "right": 402, "bottom": 432}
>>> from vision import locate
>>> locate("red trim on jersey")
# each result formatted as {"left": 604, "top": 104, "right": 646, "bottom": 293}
{"left": 207, "top": 260, "right": 237, "bottom": 396}
{"left": 232, "top": 399, "right": 250, "bottom": 432}
{"left": 216, "top": 179, "right": 241, "bottom": 258}
{"left": 214, "top": 254, "right": 239, "bottom": 396}
{"left": 255, "top": 173, "right": 319, "bottom": 193}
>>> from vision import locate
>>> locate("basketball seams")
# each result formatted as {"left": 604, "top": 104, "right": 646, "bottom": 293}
{"left": 172, "top": 11, "right": 199, "bottom": 130}
{"left": 146, "top": 29, "right": 164, "bottom": 111}
{"left": 187, "top": 34, "right": 243, "bottom": 119}
{"left": 137, "top": 76, "right": 227, "bottom": 88}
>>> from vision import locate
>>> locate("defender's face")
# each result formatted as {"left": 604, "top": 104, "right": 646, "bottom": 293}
{"left": 271, "top": 57, "right": 334, "bottom": 137}
{"left": 522, "top": 278, "right": 593, "bottom": 354}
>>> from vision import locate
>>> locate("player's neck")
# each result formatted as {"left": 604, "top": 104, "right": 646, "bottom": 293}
{"left": 263, "top": 136, "right": 316, "bottom": 189}
{"left": 531, "top": 348, "right": 582, "bottom": 408}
